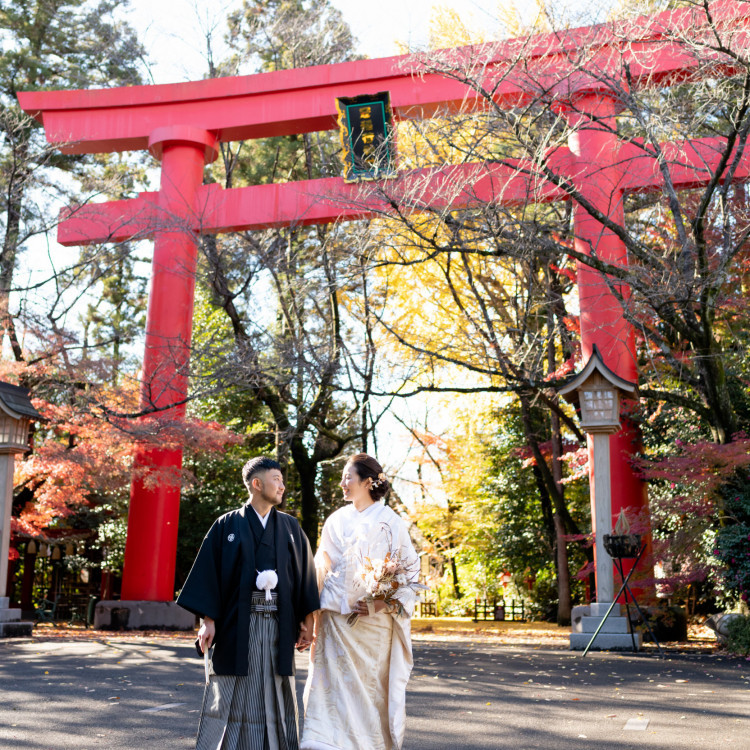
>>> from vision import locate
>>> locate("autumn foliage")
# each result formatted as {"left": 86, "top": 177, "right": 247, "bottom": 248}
{"left": 10, "top": 369, "right": 240, "bottom": 540}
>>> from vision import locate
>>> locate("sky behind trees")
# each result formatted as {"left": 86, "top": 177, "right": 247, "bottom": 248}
{"left": 127, "top": 0, "right": 507, "bottom": 83}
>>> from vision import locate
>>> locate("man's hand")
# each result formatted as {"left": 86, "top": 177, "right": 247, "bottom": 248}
{"left": 198, "top": 617, "right": 215, "bottom": 653}
{"left": 295, "top": 611, "right": 316, "bottom": 651}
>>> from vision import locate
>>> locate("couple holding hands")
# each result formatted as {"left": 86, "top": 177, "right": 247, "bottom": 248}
{"left": 177, "top": 453, "right": 419, "bottom": 750}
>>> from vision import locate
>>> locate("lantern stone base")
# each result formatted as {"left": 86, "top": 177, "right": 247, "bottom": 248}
{"left": 569, "top": 602, "right": 642, "bottom": 651}
{"left": 94, "top": 600, "right": 196, "bottom": 631}
{"left": 0, "top": 597, "right": 33, "bottom": 637}
{"left": 569, "top": 631, "right": 642, "bottom": 650}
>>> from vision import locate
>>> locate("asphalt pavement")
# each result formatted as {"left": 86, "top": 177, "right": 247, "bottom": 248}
{"left": 0, "top": 634, "right": 748, "bottom": 749}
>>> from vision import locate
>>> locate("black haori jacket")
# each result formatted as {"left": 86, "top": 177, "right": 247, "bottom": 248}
{"left": 176, "top": 504, "right": 319, "bottom": 676}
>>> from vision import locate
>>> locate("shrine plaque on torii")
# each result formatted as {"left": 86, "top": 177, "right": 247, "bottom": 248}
{"left": 17, "top": 0, "right": 750, "bottom": 618}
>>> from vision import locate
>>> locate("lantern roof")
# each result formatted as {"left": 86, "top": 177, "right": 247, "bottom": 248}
{"left": 0, "top": 382, "right": 43, "bottom": 421}
{"left": 558, "top": 344, "right": 637, "bottom": 402}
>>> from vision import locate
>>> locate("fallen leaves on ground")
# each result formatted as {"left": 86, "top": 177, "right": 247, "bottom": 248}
{"left": 24, "top": 617, "right": 719, "bottom": 653}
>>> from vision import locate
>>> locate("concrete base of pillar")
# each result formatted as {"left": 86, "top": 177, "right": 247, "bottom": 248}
{"left": 0, "top": 606, "right": 23, "bottom": 621}
{"left": 571, "top": 603, "right": 610, "bottom": 632}
{"left": 580, "top": 615, "right": 631, "bottom": 633}
{"left": 0, "top": 597, "right": 33, "bottom": 637}
{"left": 94, "top": 600, "right": 196, "bottom": 630}
{"left": 569, "top": 602, "right": 642, "bottom": 651}
{"left": 569, "top": 631, "right": 642, "bottom": 650}
{"left": 589, "top": 601, "right": 619, "bottom": 617}
{"left": 0, "top": 620, "right": 33, "bottom": 637}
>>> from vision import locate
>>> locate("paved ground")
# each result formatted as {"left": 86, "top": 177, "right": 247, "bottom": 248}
{"left": 1, "top": 633, "right": 748, "bottom": 750}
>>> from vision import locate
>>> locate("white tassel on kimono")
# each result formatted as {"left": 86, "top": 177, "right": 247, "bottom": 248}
{"left": 256, "top": 569, "right": 278, "bottom": 601}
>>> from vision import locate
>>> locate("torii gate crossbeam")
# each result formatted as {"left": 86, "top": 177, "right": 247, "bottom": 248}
{"left": 17, "top": 0, "right": 750, "bottom": 613}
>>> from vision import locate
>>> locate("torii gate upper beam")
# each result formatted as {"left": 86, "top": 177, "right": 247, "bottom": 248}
{"left": 19, "top": 0, "right": 750, "bottom": 154}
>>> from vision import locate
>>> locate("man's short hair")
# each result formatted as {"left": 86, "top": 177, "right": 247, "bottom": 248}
{"left": 242, "top": 456, "right": 282, "bottom": 492}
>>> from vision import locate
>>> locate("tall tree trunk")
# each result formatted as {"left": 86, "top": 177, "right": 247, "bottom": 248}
{"left": 450, "top": 555, "right": 462, "bottom": 599}
{"left": 358, "top": 249, "right": 376, "bottom": 454}
{"left": 546, "top": 264, "right": 572, "bottom": 625}
{"left": 0, "top": 134, "right": 29, "bottom": 361}
{"left": 551, "top": 411, "right": 571, "bottom": 625}
{"left": 699, "top": 349, "right": 737, "bottom": 444}
{"left": 530, "top": 462, "right": 556, "bottom": 552}
{"left": 289, "top": 438, "right": 319, "bottom": 549}
{"left": 519, "top": 393, "right": 593, "bottom": 605}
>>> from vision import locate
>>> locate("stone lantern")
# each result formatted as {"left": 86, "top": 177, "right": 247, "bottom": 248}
{"left": 558, "top": 346, "right": 639, "bottom": 650}
{"left": 0, "top": 382, "right": 42, "bottom": 637}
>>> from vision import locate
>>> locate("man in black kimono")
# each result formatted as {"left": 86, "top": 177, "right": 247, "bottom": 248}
{"left": 177, "top": 456, "right": 320, "bottom": 750}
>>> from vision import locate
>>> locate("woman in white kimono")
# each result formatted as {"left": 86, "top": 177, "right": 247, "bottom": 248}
{"left": 301, "top": 453, "right": 419, "bottom": 750}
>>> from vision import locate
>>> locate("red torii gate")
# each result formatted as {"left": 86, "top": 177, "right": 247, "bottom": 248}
{"left": 18, "top": 0, "right": 750, "bottom": 611}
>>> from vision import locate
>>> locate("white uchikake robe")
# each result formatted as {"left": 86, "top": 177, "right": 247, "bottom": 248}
{"left": 301, "top": 502, "right": 417, "bottom": 750}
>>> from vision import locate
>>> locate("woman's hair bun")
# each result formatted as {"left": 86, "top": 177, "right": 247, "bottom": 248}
{"left": 347, "top": 454, "right": 390, "bottom": 500}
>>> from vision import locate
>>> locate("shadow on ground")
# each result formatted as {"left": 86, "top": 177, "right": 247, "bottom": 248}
{"left": 0, "top": 635, "right": 748, "bottom": 749}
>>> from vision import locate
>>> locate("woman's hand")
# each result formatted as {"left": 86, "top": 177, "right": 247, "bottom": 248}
{"left": 312, "top": 611, "right": 321, "bottom": 658}
{"left": 353, "top": 599, "right": 391, "bottom": 616}
{"left": 312, "top": 609, "right": 320, "bottom": 641}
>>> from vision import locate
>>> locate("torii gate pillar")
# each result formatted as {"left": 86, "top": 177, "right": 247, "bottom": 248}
{"left": 568, "top": 91, "right": 650, "bottom": 602}
{"left": 119, "top": 127, "right": 218, "bottom": 605}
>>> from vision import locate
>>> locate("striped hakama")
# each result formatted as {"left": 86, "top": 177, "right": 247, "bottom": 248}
{"left": 196, "top": 593, "right": 299, "bottom": 750}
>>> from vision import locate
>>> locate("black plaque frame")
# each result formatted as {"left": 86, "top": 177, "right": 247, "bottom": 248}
{"left": 336, "top": 91, "right": 397, "bottom": 183}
